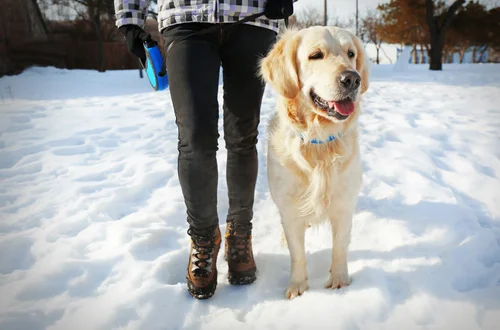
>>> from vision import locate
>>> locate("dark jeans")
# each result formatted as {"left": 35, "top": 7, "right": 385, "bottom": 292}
{"left": 162, "top": 23, "right": 276, "bottom": 236}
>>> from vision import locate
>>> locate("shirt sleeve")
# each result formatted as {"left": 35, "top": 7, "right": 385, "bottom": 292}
{"left": 114, "top": 0, "right": 151, "bottom": 28}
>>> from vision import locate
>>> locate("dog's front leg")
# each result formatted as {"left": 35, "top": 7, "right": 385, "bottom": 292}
{"left": 325, "top": 212, "right": 353, "bottom": 289}
{"left": 282, "top": 215, "right": 309, "bottom": 299}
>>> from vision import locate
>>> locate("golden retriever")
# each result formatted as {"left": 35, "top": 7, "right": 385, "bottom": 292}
{"left": 259, "top": 25, "right": 370, "bottom": 299}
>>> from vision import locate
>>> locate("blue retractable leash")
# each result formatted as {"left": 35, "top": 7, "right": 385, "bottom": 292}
{"left": 140, "top": 40, "right": 168, "bottom": 91}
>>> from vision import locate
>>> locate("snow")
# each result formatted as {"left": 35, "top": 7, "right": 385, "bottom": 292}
{"left": 1, "top": 63, "right": 500, "bottom": 330}
{"left": 365, "top": 43, "right": 400, "bottom": 65}
{"left": 392, "top": 45, "right": 411, "bottom": 72}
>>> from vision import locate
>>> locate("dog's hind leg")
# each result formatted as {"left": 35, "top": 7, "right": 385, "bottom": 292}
{"left": 325, "top": 210, "right": 353, "bottom": 290}
{"left": 281, "top": 213, "right": 310, "bottom": 299}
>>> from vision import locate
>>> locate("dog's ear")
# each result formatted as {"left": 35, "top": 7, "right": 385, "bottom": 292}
{"left": 260, "top": 30, "right": 301, "bottom": 99}
{"left": 352, "top": 34, "right": 370, "bottom": 94}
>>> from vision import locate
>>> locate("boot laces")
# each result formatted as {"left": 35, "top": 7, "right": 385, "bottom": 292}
{"left": 227, "top": 222, "right": 252, "bottom": 263}
{"left": 188, "top": 229, "right": 216, "bottom": 278}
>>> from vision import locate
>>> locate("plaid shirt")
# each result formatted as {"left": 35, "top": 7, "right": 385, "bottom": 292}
{"left": 114, "top": 0, "right": 280, "bottom": 33}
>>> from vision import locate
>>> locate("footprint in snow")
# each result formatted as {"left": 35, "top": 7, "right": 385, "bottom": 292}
{"left": 10, "top": 115, "right": 31, "bottom": 124}
{"left": 0, "top": 309, "right": 64, "bottom": 330}
{"left": 129, "top": 228, "right": 183, "bottom": 261}
{"left": 0, "top": 236, "right": 36, "bottom": 275}
{"left": 48, "top": 137, "right": 85, "bottom": 147}
{"left": 74, "top": 163, "right": 125, "bottom": 182}
{"left": 5, "top": 123, "right": 34, "bottom": 133}
{"left": 117, "top": 126, "right": 140, "bottom": 133}
{"left": 77, "top": 127, "right": 110, "bottom": 135}
{"left": 0, "top": 144, "right": 46, "bottom": 169}
{"left": 52, "top": 145, "right": 95, "bottom": 156}
{"left": 452, "top": 274, "right": 489, "bottom": 293}
{"left": 154, "top": 249, "right": 189, "bottom": 285}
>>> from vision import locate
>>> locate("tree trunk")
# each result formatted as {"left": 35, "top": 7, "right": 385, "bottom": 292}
{"left": 429, "top": 31, "right": 443, "bottom": 70}
{"left": 91, "top": 1, "right": 105, "bottom": 72}
{"left": 96, "top": 24, "right": 104, "bottom": 72}
{"left": 472, "top": 46, "right": 477, "bottom": 63}
{"left": 412, "top": 43, "right": 417, "bottom": 64}
{"left": 424, "top": 43, "right": 431, "bottom": 63}
{"left": 96, "top": 17, "right": 104, "bottom": 71}
{"left": 380, "top": 45, "right": 393, "bottom": 64}
{"left": 376, "top": 46, "right": 380, "bottom": 64}
{"left": 323, "top": 0, "right": 327, "bottom": 26}
{"left": 478, "top": 46, "right": 488, "bottom": 63}
{"left": 447, "top": 49, "right": 454, "bottom": 63}
{"left": 420, "top": 44, "right": 426, "bottom": 64}
{"left": 459, "top": 47, "right": 465, "bottom": 63}
{"left": 426, "top": 0, "right": 465, "bottom": 71}
{"left": 442, "top": 47, "right": 448, "bottom": 63}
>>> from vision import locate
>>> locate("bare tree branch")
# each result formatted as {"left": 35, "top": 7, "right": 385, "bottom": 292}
{"left": 442, "top": 0, "right": 466, "bottom": 32}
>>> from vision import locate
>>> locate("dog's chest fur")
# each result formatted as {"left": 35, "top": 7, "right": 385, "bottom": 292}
{"left": 267, "top": 114, "right": 362, "bottom": 221}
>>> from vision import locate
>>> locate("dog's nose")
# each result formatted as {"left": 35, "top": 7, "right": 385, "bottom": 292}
{"left": 339, "top": 71, "right": 361, "bottom": 90}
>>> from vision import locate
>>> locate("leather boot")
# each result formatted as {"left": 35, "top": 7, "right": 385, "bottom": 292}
{"left": 225, "top": 220, "right": 256, "bottom": 285}
{"left": 186, "top": 226, "right": 221, "bottom": 299}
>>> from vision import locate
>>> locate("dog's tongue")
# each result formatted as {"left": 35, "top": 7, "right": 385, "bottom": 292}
{"left": 328, "top": 100, "right": 354, "bottom": 116}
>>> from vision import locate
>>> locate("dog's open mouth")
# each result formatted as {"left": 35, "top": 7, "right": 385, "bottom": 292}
{"left": 310, "top": 90, "right": 354, "bottom": 120}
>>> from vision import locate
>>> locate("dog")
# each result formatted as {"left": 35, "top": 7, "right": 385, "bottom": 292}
{"left": 259, "top": 25, "right": 370, "bottom": 299}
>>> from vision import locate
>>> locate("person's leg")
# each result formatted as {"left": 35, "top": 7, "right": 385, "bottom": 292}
{"left": 220, "top": 24, "right": 277, "bottom": 284}
{"left": 221, "top": 24, "right": 276, "bottom": 227}
{"left": 163, "top": 23, "right": 222, "bottom": 299}
{"left": 163, "top": 23, "right": 222, "bottom": 236}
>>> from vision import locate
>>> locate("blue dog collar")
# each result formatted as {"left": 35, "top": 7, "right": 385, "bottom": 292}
{"left": 300, "top": 134, "right": 339, "bottom": 144}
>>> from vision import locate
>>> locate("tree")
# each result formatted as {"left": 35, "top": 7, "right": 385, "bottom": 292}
{"left": 488, "top": 6, "right": 500, "bottom": 58}
{"left": 376, "top": 0, "right": 431, "bottom": 64}
{"left": 360, "top": 10, "right": 384, "bottom": 64}
{"left": 0, "top": 1, "right": 14, "bottom": 75}
{"left": 38, "top": 0, "right": 122, "bottom": 72}
{"left": 426, "top": 0, "right": 465, "bottom": 70}
{"left": 71, "top": 0, "right": 115, "bottom": 72}
{"left": 445, "top": 1, "right": 490, "bottom": 63}
{"left": 289, "top": 7, "right": 323, "bottom": 29}
{"left": 288, "top": 7, "right": 352, "bottom": 30}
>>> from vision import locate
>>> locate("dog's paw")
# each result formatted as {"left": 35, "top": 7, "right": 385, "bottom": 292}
{"left": 285, "top": 280, "right": 308, "bottom": 300}
{"left": 324, "top": 272, "right": 351, "bottom": 289}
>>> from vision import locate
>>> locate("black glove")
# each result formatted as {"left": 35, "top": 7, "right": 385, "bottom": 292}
{"left": 118, "top": 24, "right": 155, "bottom": 63}
{"left": 264, "top": 0, "right": 294, "bottom": 20}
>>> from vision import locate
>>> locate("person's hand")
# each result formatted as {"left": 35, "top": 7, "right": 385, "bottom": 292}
{"left": 264, "top": 0, "right": 294, "bottom": 20}
{"left": 118, "top": 24, "right": 155, "bottom": 63}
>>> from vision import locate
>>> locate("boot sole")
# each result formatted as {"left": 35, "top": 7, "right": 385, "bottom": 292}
{"left": 227, "top": 268, "right": 257, "bottom": 285}
{"left": 187, "top": 275, "right": 217, "bottom": 299}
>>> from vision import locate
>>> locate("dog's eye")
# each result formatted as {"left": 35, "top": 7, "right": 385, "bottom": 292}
{"left": 308, "top": 51, "right": 324, "bottom": 60}
{"left": 347, "top": 50, "right": 355, "bottom": 59}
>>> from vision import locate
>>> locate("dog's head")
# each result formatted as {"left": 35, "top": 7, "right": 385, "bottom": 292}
{"left": 260, "top": 26, "right": 370, "bottom": 125}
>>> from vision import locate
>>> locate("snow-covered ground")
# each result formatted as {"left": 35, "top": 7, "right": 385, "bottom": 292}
{"left": 0, "top": 63, "right": 499, "bottom": 330}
